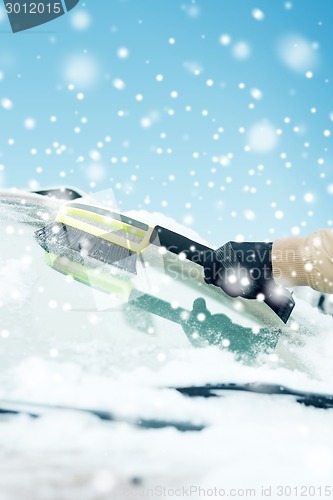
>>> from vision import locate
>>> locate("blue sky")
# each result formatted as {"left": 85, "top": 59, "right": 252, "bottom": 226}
{"left": 0, "top": 0, "right": 332, "bottom": 243}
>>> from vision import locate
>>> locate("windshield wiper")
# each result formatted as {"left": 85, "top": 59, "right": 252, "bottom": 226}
{"left": 0, "top": 400, "right": 204, "bottom": 433}
{"left": 175, "top": 382, "right": 333, "bottom": 410}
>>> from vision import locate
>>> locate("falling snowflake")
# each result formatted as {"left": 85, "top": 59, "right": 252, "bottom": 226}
{"left": 247, "top": 121, "right": 278, "bottom": 153}
{"left": 70, "top": 10, "right": 91, "bottom": 30}
{"left": 277, "top": 34, "right": 319, "bottom": 73}
{"left": 232, "top": 41, "right": 252, "bottom": 60}
{"left": 1, "top": 98, "right": 13, "bottom": 110}
{"left": 252, "top": 8, "right": 265, "bottom": 21}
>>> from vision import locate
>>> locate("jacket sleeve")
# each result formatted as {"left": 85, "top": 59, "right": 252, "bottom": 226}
{"left": 272, "top": 229, "right": 333, "bottom": 293}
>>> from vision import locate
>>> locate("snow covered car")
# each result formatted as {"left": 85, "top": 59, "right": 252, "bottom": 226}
{"left": 1, "top": 188, "right": 333, "bottom": 499}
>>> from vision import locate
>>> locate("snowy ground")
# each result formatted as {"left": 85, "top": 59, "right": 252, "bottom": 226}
{"left": 1, "top": 192, "right": 333, "bottom": 500}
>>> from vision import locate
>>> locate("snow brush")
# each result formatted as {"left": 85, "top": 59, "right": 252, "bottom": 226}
{"left": 34, "top": 201, "right": 295, "bottom": 323}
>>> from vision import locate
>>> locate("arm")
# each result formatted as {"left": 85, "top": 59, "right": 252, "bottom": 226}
{"left": 272, "top": 229, "right": 333, "bottom": 294}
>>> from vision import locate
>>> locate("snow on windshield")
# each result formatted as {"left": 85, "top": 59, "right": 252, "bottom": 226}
{"left": 1, "top": 197, "right": 333, "bottom": 497}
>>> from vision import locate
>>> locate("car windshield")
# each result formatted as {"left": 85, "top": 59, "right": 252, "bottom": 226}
{"left": 1, "top": 191, "right": 332, "bottom": 391}
{"left": 2, "top": 190, "right": 333, "bottom": 497}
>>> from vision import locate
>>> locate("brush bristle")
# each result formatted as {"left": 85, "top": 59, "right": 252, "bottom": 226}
{"left": 34, "top": 223, "right": 138, "bottom": 274}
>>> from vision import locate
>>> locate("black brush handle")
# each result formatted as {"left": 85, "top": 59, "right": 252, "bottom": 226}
{"left": 150, "top": 225, "right": 213, "bottom": 266}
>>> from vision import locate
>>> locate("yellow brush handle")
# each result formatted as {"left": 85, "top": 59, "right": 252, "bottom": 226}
{"left": 45, "top": 253, "right": 133, "bottom": 300}
{"left": 56, "top": 203, "right": 154, "bottom": 253}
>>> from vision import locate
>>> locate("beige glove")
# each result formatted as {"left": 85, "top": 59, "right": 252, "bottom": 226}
{"left": 272, "top": 229, "right": 333, "bottom": 294}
